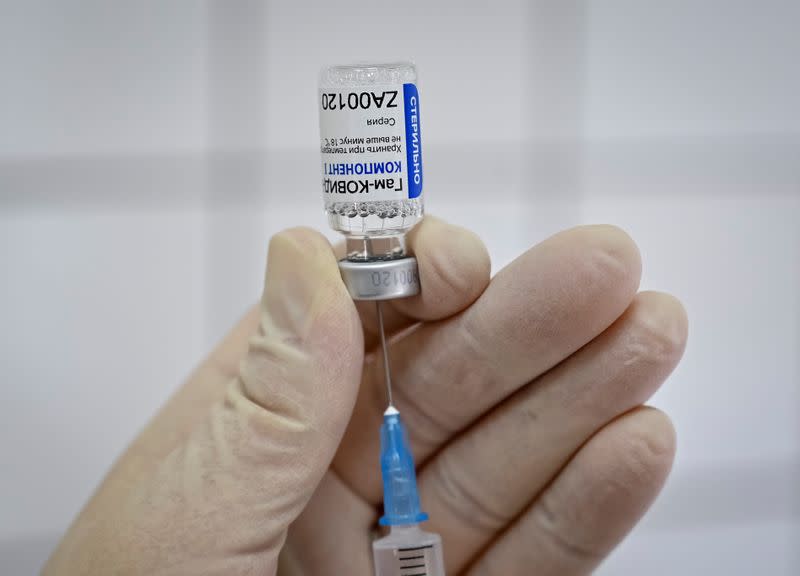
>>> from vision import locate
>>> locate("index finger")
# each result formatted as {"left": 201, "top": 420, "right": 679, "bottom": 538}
{"left": 345, "top": 216, "right": 491, "bottom": 351}
{"left": 334, "top": 225, "right": 643, "bottom": 504}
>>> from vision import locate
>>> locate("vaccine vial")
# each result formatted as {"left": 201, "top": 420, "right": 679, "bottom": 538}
{"left": 319, "top": 62, "right": 424, "bottom": 261}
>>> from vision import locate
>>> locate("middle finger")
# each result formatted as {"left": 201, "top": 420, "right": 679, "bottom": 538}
{"left": 334, "top": 225, "right": 642, "bottom": 503}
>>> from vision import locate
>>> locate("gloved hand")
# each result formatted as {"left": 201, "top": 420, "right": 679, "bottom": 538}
{"left": 44, "top": 217, "right": 687, "bottom": 575}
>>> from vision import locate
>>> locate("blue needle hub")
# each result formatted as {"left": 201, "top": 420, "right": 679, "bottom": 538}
{"left": 379, "top": 407, "right": 429, "bottom": 526}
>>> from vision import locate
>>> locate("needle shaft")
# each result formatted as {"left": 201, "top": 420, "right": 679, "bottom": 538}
{"left": 375, "top": 300, "right": 394, "bottom": 407}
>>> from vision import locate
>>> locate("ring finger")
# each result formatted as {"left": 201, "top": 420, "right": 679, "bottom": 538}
{"left": 419, "top": 291, "right": 687, "bottom": 574}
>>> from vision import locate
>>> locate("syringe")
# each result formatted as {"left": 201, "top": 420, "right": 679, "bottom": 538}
{"left": 372, "top": 302, "right": 446, "bottom": 576}
{"left": 317, "top": 61, "right": 443, "bottom": 575}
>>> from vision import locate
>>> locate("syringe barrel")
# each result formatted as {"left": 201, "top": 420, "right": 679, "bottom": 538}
{"left": 373, "top": 525, "right": 446, "bottom": 576}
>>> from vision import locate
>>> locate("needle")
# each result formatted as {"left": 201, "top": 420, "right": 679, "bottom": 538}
{"left": 375, "top": 300, "right": 394, "bottom": 407}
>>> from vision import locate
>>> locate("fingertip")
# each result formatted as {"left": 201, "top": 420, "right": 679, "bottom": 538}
{"left": 263, "top": 226, "right": 358, "bottom": 344}
{"left": 625, "top": 406, "right": 677, "bottom": 463}
{"left": 394, "top": 216, "right": 491, "bottom": 320}
{"left": 596, "top": 407, "right": 677, "bottom": 495}
{"left": 267, "top": 226, "right": 337, "bottom": 269}
{"left": 570, "top": 224, "right": 642, "bottom": 297}
{"left": 629, "top": 291, "right": 689, "bottom": 364}
{"left": 266, "top": 226, "right": 349, "bottom": 292}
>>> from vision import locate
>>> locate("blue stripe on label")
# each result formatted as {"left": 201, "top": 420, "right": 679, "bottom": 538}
{"left": 403, "top": 83, "right": 423, "bottom": 199}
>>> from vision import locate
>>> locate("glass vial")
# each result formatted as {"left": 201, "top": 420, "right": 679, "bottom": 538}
{"left": 319, "top": 62, "right": 424, "bottom": 260}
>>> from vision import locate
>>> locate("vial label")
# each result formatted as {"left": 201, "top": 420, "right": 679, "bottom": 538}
{"left": 319, "top": 83, "right": 423, "bottom": 202}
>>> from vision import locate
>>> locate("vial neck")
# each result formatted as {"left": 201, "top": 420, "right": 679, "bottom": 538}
{"left": 345, "top": 235, "right": 407, "bottom": 262}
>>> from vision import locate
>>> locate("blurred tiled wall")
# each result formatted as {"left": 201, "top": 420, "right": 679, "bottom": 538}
{"left": 1, "top": 1, "right": 798, "bottom": 573}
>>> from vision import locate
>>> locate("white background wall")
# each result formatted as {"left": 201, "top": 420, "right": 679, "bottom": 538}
{"left": 1, "top": 0, "right": 798, "bottom": 573}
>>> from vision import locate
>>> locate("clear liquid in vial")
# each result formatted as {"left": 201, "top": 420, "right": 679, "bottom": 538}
{"left": 325, "top": 198, "right": 424, "bottom": 237}
{"left": 320, "top": 62, "right": 424, "bottom": 239}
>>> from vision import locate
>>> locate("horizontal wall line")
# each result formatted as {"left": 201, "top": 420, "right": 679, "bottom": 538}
{"left": 1, "top": 134, "right": 798, "bottom": 211}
